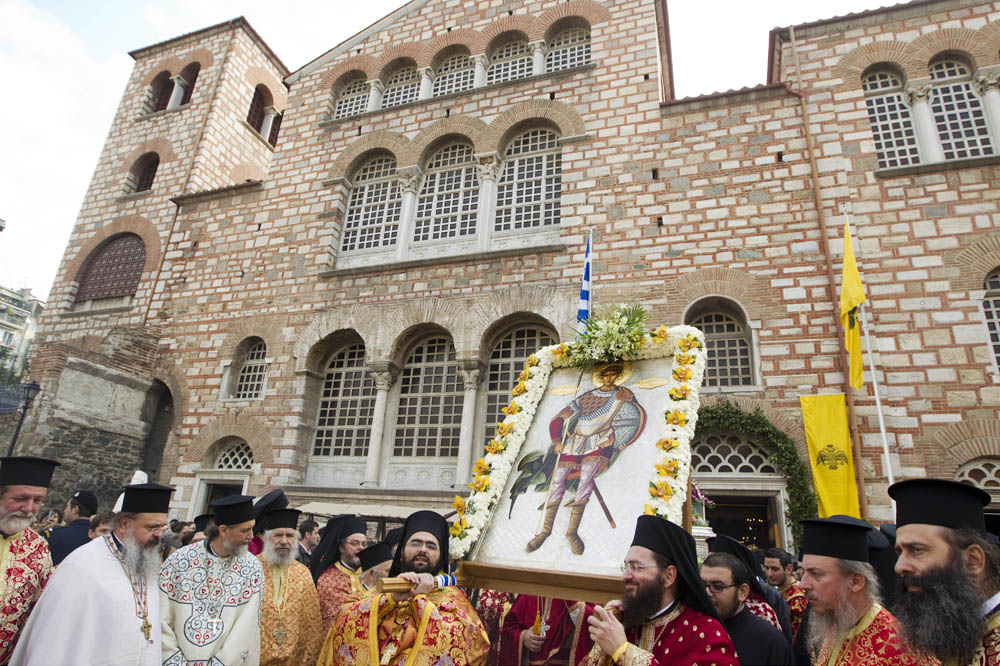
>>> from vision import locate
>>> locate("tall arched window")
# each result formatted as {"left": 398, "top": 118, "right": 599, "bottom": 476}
{"left": 432, "top": 52, "right": 475, "bottom": 97}
{"left": 125, "top": 152, "right": 159, "bottom": 194}
{"left": 495, "top": 129, "right": 561, "bottom": 232}
{"left": 929, "top": 57, "right": 994, "bottom": 160}
{"left": 341, "top": 155, "right": 401, "bottom": 252}
{"left": 483, "top": 327, "right": 556, "bottom": 446}
{"left": 487, "top": 39, "right": 533, "bottom": 85}
{"left": 414, "top": 143, "right": 479, "bottom": 242}
{"left": 149, "top": 71, "right": 173, "bottom": 113}
{"left": 75, "top": 233, "right": 146, "bottom": 302}
{"left": 686, "top": 299, "right": 754, "bottom": 387}
{"left": 179, "top": 62, "right": 200, "bottom": 105}
{"left": 862, "top": 68, "right": 919, "bottom": 169}
{"left": 313, "top": 343, "right": 375, "bottom": 457}
{"left": 393, "top": 336, "right": 462, "bottom": 459}
{"left": 233, "top": 338, "right": 267, "bottom": 399}
{"left": 382, "top": 65, "right": 420, "bottom": 108}
{"left": 546, "top": 27, "right": 591, "bottom": 72}
{"left": 247, "top": 85, "right": 272, "bottom": 133}
{"left": 983, "top": 269, "right": 1000, "bottom": 370}
{"left": 334, "top": 78, "right": 369, "bottom": 119}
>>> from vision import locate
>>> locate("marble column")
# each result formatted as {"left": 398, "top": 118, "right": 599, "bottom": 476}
{"left": 455, "top": 365, "right": 484, "bottom": 486}
{"left": 906, "top": 84, "right": 945, "bottom": 163}
{"left": 418, "top": 67, "right": 434, "bottom": 100}
{"left": 975, "top": 72, "right": 1000, "bottom": 144}
{"left": 531, "top": 41, "right": 547, "bottom": 76}
{"left": 167, "top": 75, "right": 189, "bottom": 109}
{"left": 363, "top": 370, "right": 396, "bottom": 486}
{"left": 366, "top": 80, "right": 385, "bottom": 113}
{"left": 474, "top": 155, "right": 501, "bottom": 252}
{"left": 395, "top": 167, "right": 422, "bottom": 262}
{"left": 473, "top": 54, "right": 489, "bottom": 87}
{"left": 259, "top": 106, "right": 278, "bottom": 139}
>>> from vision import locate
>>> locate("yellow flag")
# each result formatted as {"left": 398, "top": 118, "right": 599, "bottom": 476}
{"left": 840, "top": 220, "right": 866, "bottom": 389}
{"left": 800, "top": 394, "right": 860, "bottom": 518}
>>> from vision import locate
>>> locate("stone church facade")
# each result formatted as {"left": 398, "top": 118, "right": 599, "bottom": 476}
{"left": 20, "top": 0, "right": 1000, "bottom": 546}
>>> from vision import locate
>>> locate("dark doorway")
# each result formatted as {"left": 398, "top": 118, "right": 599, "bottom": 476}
{"left": 204, "top": 484, "right": 242, "bottom": 514}
{"left": 142, "top": 380, "right": 173, "bottom": 482}
{"left": 706, "top": 494, "right": 779, "bottom": 550}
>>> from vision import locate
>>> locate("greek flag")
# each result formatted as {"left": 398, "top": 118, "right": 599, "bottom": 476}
{"left": 577, "top": 231, "right": 592, "bottom": 325}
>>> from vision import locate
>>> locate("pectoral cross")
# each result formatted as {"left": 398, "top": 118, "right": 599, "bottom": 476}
{"left": 273, "top": 619, "right": 287, "bottom": 646}
{"left": 140, "top": 618, "right": 152, "bottom": 642}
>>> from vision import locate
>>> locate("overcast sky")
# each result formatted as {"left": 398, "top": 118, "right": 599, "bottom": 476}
{"left": 0, "top": 0, "right": 881, "bottom": 301}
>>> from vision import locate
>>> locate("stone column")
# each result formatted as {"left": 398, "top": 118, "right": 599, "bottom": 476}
{"left": 141, "top": 87, "right": 156, "bottom": 114}
{"left": 455, "top": 365, "right": 484, "bottom": 486}
{"left": 167, "top": 75, "right": 189, "bottom": 109}
{"left": 473, "top": 54, "right": 489, "bottom": 87}
{"left": 366, "top": 80, "right": 384, "bottom": 113}
{"left": 363, "top": 370, "right": 396, "bottom": 486}
{"left": 418, "top": 67, "right": 434, "bottom": 100}
{"left": 259, "top": 106, "right": 278, "bottom": 139}
{"left": 531, "top": 41, "right": 547, "bottom": 76}
{"left": 975, "top": 72, "right": 1000, "bottom": 142}
{"left": 906, "top": 84, "right": 945, "bottom": 163}
{"left": 475, "top": 155, "right": 501, "bottom": 252}
{"left": 395, "top": 167, "right": 422, "bottom": 262}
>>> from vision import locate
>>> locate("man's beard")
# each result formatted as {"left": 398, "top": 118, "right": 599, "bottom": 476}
{"left": 894, "top": 565, "right": 985, "bottom": 665}
{"left": 0, "top": 507, "right": 34, "bottom": 535}
{"left": 400, "top": 553, "right": 438, "bottom": 575}
{"left": 121, "top": 526, "right": 161, "bottom": 582}
{"left": 224, "top": 540, "right": 248, "bottom": 558}
{"left": 342, "top": 553, "right": 361, "bottom": 570}
{"left": 621, "top": 574, "right": 666, "bottom": 628}
{"left": 806, "top": 584, "right": 862, "bottom": 657}
{"left": 262, "top": 540, "right": 294, "bottom": 567}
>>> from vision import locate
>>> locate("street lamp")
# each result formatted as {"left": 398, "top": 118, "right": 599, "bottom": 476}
{"left": 7, "top": 381, "right": 40, "bottom": 456}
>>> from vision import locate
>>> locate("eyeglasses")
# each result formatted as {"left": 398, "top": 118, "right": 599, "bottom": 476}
{"left": 407, "top": 539, "right": 439, "bottom": 552}
{"left": 620, "top": 561, "right": 659, "bottom": 574}
{"left": 703, "top": 581, "right": 739, "bottom": 594}
{"left": 344, "top": 539, "right": 368, "bottom": 548}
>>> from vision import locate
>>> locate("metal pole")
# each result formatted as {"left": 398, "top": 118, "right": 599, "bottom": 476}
{"left": 6, "top": 402, "right": 28, "bottom": 457}
{"left": 860, "top": 303, "right": 896, "bottom": 506}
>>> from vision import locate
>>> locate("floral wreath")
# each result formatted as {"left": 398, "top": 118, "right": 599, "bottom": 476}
{"left": 449, "top": 305, "right": 707, "bottom": 559}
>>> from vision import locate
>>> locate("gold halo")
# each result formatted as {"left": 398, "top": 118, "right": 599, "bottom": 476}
{"left": 591, "top": 361, "right": 633, "bottom": 388}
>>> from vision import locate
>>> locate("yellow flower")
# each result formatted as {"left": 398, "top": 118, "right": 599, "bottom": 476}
{"left": 496, "top": 421, "right": 514, "bottom": 436}
{"left": 517, "top": 368, "right": 530, "bottom": 382}
{"left": 526, "top": 354, "right": 539, "bottom": 368}
{"left": 501, "top": 401, "right": 520, "bottom": 415}
{"left": 648, "top": 482, "right": 674, "bottom": 500}
{"left": 485, "top": 439, "right": 506, "bottom": 455}
{"left": 643, "top": 504, "right": 656, "bottom": 516}
{"left": 449, "top": 517, "right": 467, "bottom": 537}
{"left": 679, "top": 335, "right": 702, "bottom": 352}
{"left": 668, "top": 385, "right": 691, "bottom": 401}
{"left": 666, "top": 410, "right": 687, "bottom": 426}
{"left": 675, "top": 352, "right": 694, "bottom": 366}
{"left": 511, "top": 381, "right": 527, "bottom": 396}
{"left": 651, "top": 325, "right": 668, "bottom": 344}
{"left": 552, "top": 345, "right": 568, "bottom": 359}
{"left": 672, "top": 366, "right": 692, "bottom": 382}
{"left": 473, "top": 459, "right": 490, "bottom": 476}
{"left": 452, "top": 495, "right": 466, "bottom": 515}
{"left": 469, "top": 475, "right": 491, "bottom": 492}
{"left": 656, "top": 438, "right": 681, "bottom": 452}
{"left": 638, "top": 336, "right": 647, "bottom": 347}
{"left": 656, "top": 460, "right": 679, "bottom": 478}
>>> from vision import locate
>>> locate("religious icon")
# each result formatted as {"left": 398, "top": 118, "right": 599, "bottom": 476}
{"left": 508, "top": 363, "right": 647, "bottom": 555}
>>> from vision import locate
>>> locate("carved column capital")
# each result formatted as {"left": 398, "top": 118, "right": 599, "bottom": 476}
{"left": 368, "top": 79, "right": 385, "bottom": 94}
{"left": 461, "top": 368, "right": 483, "bottom": 389}
{"left": 974, "top": 71, "right": 1000, "bottom": 96}
{"left": 531, "top": 40, "right": 547, "bottom": 57}
{"left": 904, "top": 84, "right": 932, "bottom": 105}
{"left": 475, "top": 154, "right": 502, "bottom": 181}
{"left": 372, "top": 371, "right": 395, "bottom": 391}
{"left": 396, "top": 166, "right": 423, "bottom": 194}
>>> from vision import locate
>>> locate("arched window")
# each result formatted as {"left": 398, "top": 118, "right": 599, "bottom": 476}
{"left": 313, "top": 343, "right": 375, "bottom": 457}
{"left": 126, "top": 153, "right": 160, "bottom": 194}
{"left": 393, "top": 336, "right": 462, "bottom": 459}
{"left": 233, "top": 338, "right": 267, "bottom": 399}
{"left": 432, "top": 52, "right": 475, "bottom": 97}
{"left": 414, "top": 143, "right": 479, "bottom": 242}
{"left": 75, "top": 233, "right": 146, "bottom": 302}
{"left": 692, "top": 433, "right": 777, "bottom": 474}
{"left": 149, "top": 71, "right": 173, "bottom": 113}
{"left": 179, "top": 62, "right": 200, "bottom": 105}
{"left": 247, "top": 85, "right": 272, "bottom": 133}
{"left": 983, "top": 269, "right": 1000, "bottom": 370}
{"left": 495, "top": 129, "right": 561, "bottom": 232}
{"left": 341, "top": 155, "right": 401, "bottom": 252}
{"left": 483, "top": 327, "right": 556, "bottom": 446}
{"left": 215, "top": 439, "right": 254, "bottom": 470}
{"left": 334, "top": 78, "right": 370, "bottom": 119}
{"left": 862, "top": 68, "right": 919, "bottom": 169}
{"left": 956, "top": 457, "right": 1000, "bottom": 492}
{"left": 382, "top": 65, "right": 420, "bottom": 109}
{"left": 929, "top": 57, "right": 994, "bottom": 160}
{"left": 487, "top": 39, "right": 533, "bottom": 85}
{"left": 686, "top": 300, "right": 754, "bottom": 387}
{"left": 267, "top": 112, "right": 282, "bottom": 146}
{"left": 546, "top": 27, "right": 591, "bottom": 72}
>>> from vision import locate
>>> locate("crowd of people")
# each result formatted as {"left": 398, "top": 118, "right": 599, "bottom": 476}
{"left": 0, "top": 455, "right": 996, "bottom": 665}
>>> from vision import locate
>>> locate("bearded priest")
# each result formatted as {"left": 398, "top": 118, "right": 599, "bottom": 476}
{"left": 159, "top": 494, "right": 263, "bottom": 666}
{"left": 257, "top": 508, "right": 322, "bottom": 666}
{"left": 10, "top": 483, "right": 173, "bottom": 666}
{"left": 581, "top": 514, "right": 738, "bottom": 666}
{"left": 318, "top": 509, "right": 490, "bottom": 666}
{"left": 0, "top": 456, "right": 59, "bottom": 664}
{"left": 310, "top": 514, "right": 368, "bottom": 633}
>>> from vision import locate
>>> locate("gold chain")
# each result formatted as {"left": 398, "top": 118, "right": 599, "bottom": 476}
{"left": 103, "top": 535, "right": 153, "bottom": 642}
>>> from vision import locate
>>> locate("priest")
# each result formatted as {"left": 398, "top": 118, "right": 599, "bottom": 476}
{"left": 257, "top": 507, "right": 322, "bottom": 666}
{"left": 358, "top": 541, "right": 394, "bottom": 591}
{"left": 0, "top": 455, "right": 59, "bottom": 664}
{"left": 889, "top": 478, "right": 1000, "bottom": 665}
{"left": 310, "top": 514, "right": 368, "bottom": 633}
{"left": 249, "top": 489, "right": 288, "bottom": 556}
{"left": 581, "top": 514, "right": 738, "bottom": 666}
{"left": 763, "top": 547, "right": 807, "bottom": 637}
{"left": 798, "top": 517, "right": 917, "bottom": 666}
{"left": 707, "top": 534, "right": 791, "bottom": 639}
{"left": 317, "top": 509, "right": 490, "bottom": 666}
{"left": 10, "top": 483, "right": 173, "bottom": 666}
{"left": 498, "top": 594, "right": 591, "bottom": 666}
{"left": 159, "top": 494, "right": 263, "bottom": 666}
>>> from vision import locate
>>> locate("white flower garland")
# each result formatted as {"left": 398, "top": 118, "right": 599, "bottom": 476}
{"left": 449, "top": 324, "right": 707, "bottom": 559}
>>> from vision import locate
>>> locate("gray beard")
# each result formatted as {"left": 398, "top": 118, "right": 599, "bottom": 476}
{"left": 121, "top": 528, "right": 161, "bottom": 583}
{"left": 261, "top": 540, "right": 294, "bottom": 567}
{"left": 0, "top": 507, "right": 34, "bottom": 535}
{"left": 224, "top": 541, "right": 248, "bottom": 558}
{"left": 806, "top": 590, "right": 863, "bottom": 657}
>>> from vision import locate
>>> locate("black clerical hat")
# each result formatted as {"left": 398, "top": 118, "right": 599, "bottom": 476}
{"left": 389, "top": 510, "right": 449, "bottom": 577}
{"left": 193, "top": 514, "right": 213, "bottom": 533}
{"left": 73, "top": 489, "right": 98, "bottom": 514}
{"left": 888, "top": 478, "right": 989, "bottom": 532}
{"left": 706, "top": 533, "right": 769, "bottom": 599}
{"left": 260, "top": 508, "right": 300, "bottom": 531}
{"left": 210, "top": 494, "right": 255, "bottom": 526}
{"left": 253, "top": 489, "right": 288, "bottom": 520}
{"left": 631, "top": 515, "right": 720, "bottom": 621}
{"left": 385, "top": 526, "right": 403, "bottom": 548}
{"left": 121, "top": 483, "right": 173, "bottom": 514}
{"left": 0, "top": 456, "right": 59, "bottom": 487}
{"left": 359, "top": 542, "right": 393, "bottom": 571}
{"left": 309, "top": 515, "right": 369, "bottom": 582}
{"left": 800, "top": 517, "right": 871, "bottom": 562}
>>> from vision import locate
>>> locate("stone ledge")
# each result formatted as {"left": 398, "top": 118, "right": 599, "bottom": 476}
{"left": 241, "top": 119, "right": 276, "bottom": 151}
{"left": 115, "top": 191, "right": 153, "bottom": 203}
{"left": 875, "top": 154, "right": 1000, "bottom": 179}
{"left": 171, "top": 180, "right": 264, "bottom": 206}
{"left": 320, "top": 243, "right": 566, "bottom": 277}
{"left": 134, "top": 104, "right": 189, "bottom": 123}
{"left": 58, "top": 305, "right": 134, "bottom": 318}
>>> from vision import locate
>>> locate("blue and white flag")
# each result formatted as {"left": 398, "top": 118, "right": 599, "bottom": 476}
{"left": 577, "top": 231, "right": 592, "bottom": 326}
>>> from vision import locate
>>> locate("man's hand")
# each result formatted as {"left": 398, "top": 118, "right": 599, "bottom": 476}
{"left": 521, "top": 629, "right": 545, "bottom": 653}
{"left": 587, "top": 604, "right": 627, "bottom": 658}
{"left": 391, "top": 572, "right": 435, "bottom": 601}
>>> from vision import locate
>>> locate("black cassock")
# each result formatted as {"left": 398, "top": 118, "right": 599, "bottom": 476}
{"left": 723, "top": 605, "right": 794, "bottom": 666}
